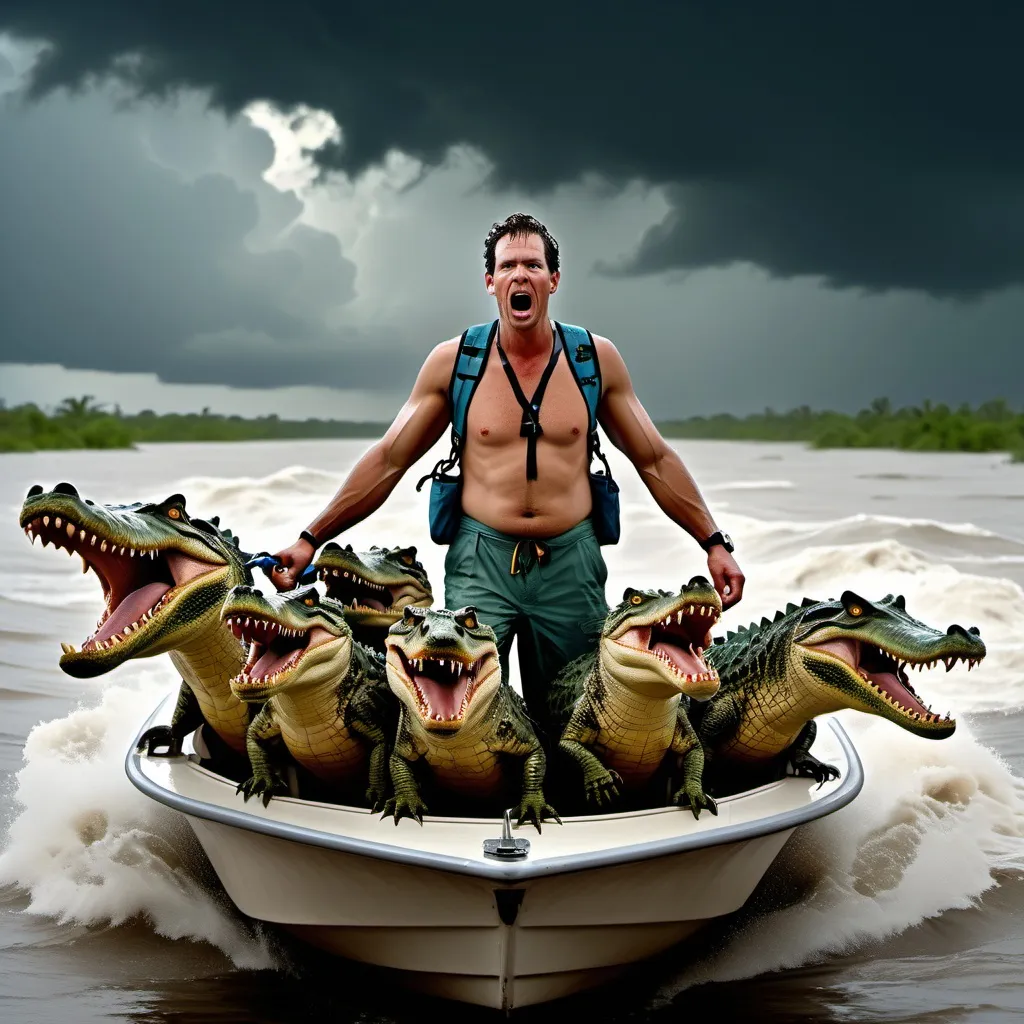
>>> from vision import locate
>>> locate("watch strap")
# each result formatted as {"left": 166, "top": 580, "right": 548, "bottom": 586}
{"left": 299, "top": 529, "right": 320, "bottom": 550}
{"left": 700, "top": 530, "right": 733, "bottom": 553}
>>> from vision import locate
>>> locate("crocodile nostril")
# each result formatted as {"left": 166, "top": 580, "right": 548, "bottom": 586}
{"left": 53, "top": 482, "right": 80, "bottom": 497}
{"left": 27, "top": 484, "right": 43, "bottom": 497}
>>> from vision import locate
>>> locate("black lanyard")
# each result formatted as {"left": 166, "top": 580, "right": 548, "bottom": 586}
{"left": 496, "top": 327, "right": 563, "bottom": 481}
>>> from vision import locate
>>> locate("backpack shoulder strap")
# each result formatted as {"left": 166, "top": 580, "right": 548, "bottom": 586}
{"left": 449, "top": 320, "right": 497, "bottom": 446}
{"left": 555, "top": 322, "right": 601, "bottom": 435}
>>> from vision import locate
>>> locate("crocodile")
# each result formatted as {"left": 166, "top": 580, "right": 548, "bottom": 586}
{"left": 697, "top": 590, "right": 987, "bottom": 792}
{"left": 549, "top": 578, "right": 724, "bottom": 817}
{"left": 222, "top": 583, "right": 393, "bottom": 807}
{"left": 383, "top": 605, "right": 558, "bottom": 831}
{"left": 314, "top": 542, "right": 433, "bottom": 651}
{"left": 19, "top": 483, "right": 253, "bottom": 756}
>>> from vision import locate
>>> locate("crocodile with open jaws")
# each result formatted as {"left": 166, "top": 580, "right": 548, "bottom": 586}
{"left": 383, "top": 605, "right": 558, "bottom": 832}
{"left": 223, "top": 583, "right": 394, "bottom": 807}
{"left": 549, "top": 578, "right": 724, "bottom": 817}
{"left": 314, "top": 542, "right": 433, "bottom": 651}
{"left": 697, "top": 591, "right": 987, "bottom": 792}
{"left": 20, "top": 483, "right": 253, "bottom": 756}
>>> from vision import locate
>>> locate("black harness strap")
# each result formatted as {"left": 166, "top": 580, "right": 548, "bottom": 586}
{"left": 496, "top": 328, "right": 564, "bottom": 481}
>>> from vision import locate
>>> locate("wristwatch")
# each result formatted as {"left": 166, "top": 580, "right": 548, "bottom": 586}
{"left": 700, "top": 530, "right": 734, "bottom": 553}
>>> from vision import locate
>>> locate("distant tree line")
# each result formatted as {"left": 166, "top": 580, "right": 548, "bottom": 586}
{"left": 2, "top": 395, "right": 1023, "bottom": 461}
{"left": 0, "top": 397, "right": 388, "bottom": 452}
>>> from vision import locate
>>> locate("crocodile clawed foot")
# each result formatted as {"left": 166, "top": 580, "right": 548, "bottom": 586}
{"left": 236, "top": 773, "right": 288, "bottom": 807}
{"left": 673, "top": 785, "right": 718, "bottom": 819}
{"left": 584, "top": 769, "right": 623, "bottom": 809}
{"left": 790, "top": 754, "right": 841, "bottom": 788}
{"left": 381, "top": 793, "right": 427, "bottom": 826}
{"left": 366, "top": 786, "right": 388, "bottom": 814}
{"left": 513, "top": 794, "right": 561, "bottom": 834}
{"left": 136, "top": 725, "right": 183, "bottom": 757}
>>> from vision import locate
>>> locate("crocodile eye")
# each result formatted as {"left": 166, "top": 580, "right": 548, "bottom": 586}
{"left": 401, "top": 554, "right": 414, "bottom": 565}
{"left": 303, "top": 597, "right": 315, "bottom": 606}
{"left": 463, "top": 615, "right": 477, "bottom": 629}
{"left": 630, "top": 594, "right": 643, "bottom": 606}
{"left": 848, "top": 604, "right": 863, "bottom": 617}
{"left": 167, "top": 507, "right": 181, "bottom": 520}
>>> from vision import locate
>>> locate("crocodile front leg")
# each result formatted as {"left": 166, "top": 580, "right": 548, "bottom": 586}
{"left": 785, "top": 720, "right": 840, "bottom": 786}
{"left": 237, "top": 706, "right": 288, "bottom": 807}
{"left": 670, "top": 705, "right": 717, "bottom": 819}
{"left": 382, "top": 750, "right": 428, "bottom": 825}
{"left": 694, "top": 692, "right": 743, "bottom": 770}
{"left": 349, "top": 708, "right": 391, "bottom": 812}
{"left": 137, "top": 683, "right": 202, "bottom": 757}
{"left": 382, "top": 709, "right": 427, "bottom": 825}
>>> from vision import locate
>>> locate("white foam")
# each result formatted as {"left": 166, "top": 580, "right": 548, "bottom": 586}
{"left": 654, "top": 714, "right": 1024, "bottom": 999}
{"left": 0, "top": 676, "right": 276, "bottom": 970}
{"left": 703, "top": 480, "right": 796, "bottom": 492}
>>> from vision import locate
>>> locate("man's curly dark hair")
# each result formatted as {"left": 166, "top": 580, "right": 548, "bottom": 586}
{"left": 483, "top": 213, "right": 560, "bottom": 276}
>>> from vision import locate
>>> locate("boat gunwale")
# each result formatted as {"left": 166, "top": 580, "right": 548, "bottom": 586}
{"left": 125, "top": 697, "right": 864, "bottom": 882}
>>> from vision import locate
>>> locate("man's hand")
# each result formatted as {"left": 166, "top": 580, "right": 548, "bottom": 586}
{"left": 267, "top": 539, "right": 315, "bottom": 592}
{"left": 707, "top": 546, "right": 745, "bottom": 610}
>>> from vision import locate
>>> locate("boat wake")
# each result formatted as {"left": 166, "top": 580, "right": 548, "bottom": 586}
{"left": 654, "top": 712, "right": 1024, "bottom": 1001}
{"left": 0, "top": 674, "right": 276, "bottom": 971}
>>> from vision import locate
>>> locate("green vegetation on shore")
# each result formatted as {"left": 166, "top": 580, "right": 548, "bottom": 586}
{"left": 3, "top": 396, "right": 1023, "bottom": 461}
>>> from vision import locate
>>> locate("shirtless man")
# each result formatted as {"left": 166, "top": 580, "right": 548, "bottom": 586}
{"left": 269, "top": 213, "right": 744, "bottom": 721}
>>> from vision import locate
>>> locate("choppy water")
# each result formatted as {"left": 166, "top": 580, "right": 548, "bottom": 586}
{"left": 2, "top": 438, "right": 1024, "bottom": 1022}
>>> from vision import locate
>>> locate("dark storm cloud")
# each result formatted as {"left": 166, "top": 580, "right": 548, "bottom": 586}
{"left": 2, "top": 3, "right": 1023, "bottom": 296}
{"left": 0, "top": 77, "right": 411, "bottom": 390}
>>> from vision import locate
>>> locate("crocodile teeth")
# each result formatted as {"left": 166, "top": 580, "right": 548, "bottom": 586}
{"left": 65, "top": 522, "right": 76, "bottom": 537}
{"left": 43, "top": 516, "right": 50, "bottom": 527}
{"left": 55, "top": 517, "right": 62, "bottom": 528}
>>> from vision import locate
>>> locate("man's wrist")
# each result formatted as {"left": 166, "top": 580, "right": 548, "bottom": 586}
{"left": 699, "top": 529, "right": 734, "bottom": 554}
{"left": 298, "top": 529, "right": 320, "bottom": 551}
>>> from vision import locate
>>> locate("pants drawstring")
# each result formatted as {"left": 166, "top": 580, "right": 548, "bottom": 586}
{"left": 509, "top": 539, "right": 551, "bottom": 576}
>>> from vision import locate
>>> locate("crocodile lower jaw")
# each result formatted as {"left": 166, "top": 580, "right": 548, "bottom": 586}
{"left": 58, "top": 566, "right": 231, "bottom": 676}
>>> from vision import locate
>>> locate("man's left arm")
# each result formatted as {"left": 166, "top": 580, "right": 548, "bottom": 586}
{"left": 594, "top": 337, "right": 745, "bottom": 609}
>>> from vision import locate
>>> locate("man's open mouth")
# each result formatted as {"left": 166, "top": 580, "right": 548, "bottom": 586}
{"left": 23, "top": 512, "right": 224, "bottom": 656}
{"left": 226, "top": 612, "right": 338, "bottom": 692}
{"left": 616, "top": 601, "right": 721, "bottom": 689}
{"left": 510, "top": 291, "right": 532, "bottom": 312}
{"left": 804, "top": 637, "right": 980, "bottom": 724}
{"left": 397, "top": 649, "right": 491, "bottom": 727}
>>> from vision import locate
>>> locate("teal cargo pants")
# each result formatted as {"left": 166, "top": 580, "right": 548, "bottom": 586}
{"left": 443, "top": 516, "right": 609, "bottom": 735}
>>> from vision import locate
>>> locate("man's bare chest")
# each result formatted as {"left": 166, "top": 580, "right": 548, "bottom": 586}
{"left": 465, "top": 355, "right": 589, "bottom": 451}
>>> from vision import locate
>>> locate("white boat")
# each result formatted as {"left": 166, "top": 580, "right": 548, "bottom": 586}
{"left": 126, "top": 691, "right": 863, "bottom": 1011}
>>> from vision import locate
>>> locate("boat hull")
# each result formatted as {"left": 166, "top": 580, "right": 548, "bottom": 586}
{"left": 127, "top": 696, "right": 862, "bottom": 1009}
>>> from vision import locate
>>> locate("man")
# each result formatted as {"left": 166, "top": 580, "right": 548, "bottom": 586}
{"left": 269, "top": 213, "right": 744, "bottom": 721}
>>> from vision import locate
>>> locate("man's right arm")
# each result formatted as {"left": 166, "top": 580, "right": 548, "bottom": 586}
{"left": 268, "top": 340, "right": 458, "bottom": 589}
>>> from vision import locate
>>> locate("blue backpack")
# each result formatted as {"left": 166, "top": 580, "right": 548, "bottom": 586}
{"left": 416, "top": 320, "right": 620, "bottom": 545}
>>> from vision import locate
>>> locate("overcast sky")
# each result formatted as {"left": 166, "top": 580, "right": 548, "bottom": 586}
{"left": 1, "top": 6, "right": 1022, "bottom": 420}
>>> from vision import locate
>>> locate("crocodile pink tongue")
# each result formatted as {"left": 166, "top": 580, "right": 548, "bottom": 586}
{"left": 252, "top": 647, "right": 300, "bottom": 678}
{"left": 652, "top": 640, "right": 707, "bottom": 675}
{"left": 415, "top": 674, "right": 470, "bottom": 718}
{"left": 93, "top": 582, "right": 171, "bottom": 642}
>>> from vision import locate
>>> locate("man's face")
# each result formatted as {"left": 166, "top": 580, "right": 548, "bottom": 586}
{"left": 485, "top": 233, "right": 560, "bottom": 330}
